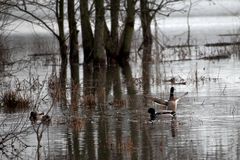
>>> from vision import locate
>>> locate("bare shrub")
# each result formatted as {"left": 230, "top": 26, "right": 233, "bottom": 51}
{"left": 1, "top": 90, "right": 31, "bottom": 112}
{"left": 81, "top": 94, "right": 96, "bottom": 107}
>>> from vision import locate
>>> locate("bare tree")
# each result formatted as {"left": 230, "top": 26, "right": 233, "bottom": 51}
{"left": 0, "top": 114, "right": 30, "bottom": 159}
{"left": 56, "top": 0, "right": 68, "bottom": 65}
{"left": 93, "top": 0, "right": 106, "bottom": 65}
{"left": 68, "top": 0, "right": 80, "bottom": 84}
{"left": 80, "top": 0, "right": 94, "bottom": 63}
{"left": 117, "top": 0, "right": 136, "bottom": 64}
{"left": 139, "top": 0, "right": 183, "bottom": 61}
{"left": 109, "top": 0, "right": 120, "bottom": 63}
{"left": 79, "top": 0, "right": 137, "bottom": 65}
{"left": 0, "top": 2, "right": 11, "bottom": 68}
{"left": 0, "top": 0, "right": 68, "bottom": 65}
{"left": 0, "top": 1, "right": 12, "bottom": 33}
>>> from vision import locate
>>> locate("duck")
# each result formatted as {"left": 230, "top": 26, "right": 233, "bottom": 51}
{"left": 148, "top": 107, "right": 175, "bottom": 121}
{"left": 29, "top": 111, "right": 44, "bottom": 122}
{"left": 41, "top": 114, "right": 51, "bottom": 124}
{"left": 29, "top": 111, "right": 51, "bottom": 124}
{"left": 146, "top": 87, "right": 188, "bottom": 121}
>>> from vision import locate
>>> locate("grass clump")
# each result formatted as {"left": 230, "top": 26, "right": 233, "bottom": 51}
{"left": 81, "top": 94, "right": 96, "bottom": 107}
{"left": 1, "top": 90, "right": 31, "bottom": 112}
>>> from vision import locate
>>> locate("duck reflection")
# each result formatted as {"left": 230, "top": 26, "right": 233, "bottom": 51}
{"left": 171, "top": 116, "right": 178, "bottom": 137}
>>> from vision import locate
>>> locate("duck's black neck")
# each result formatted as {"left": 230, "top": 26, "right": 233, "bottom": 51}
{"left": 169, "top": 87, "right": 174, "bottom": 100}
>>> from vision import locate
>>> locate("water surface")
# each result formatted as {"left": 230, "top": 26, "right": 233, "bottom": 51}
{"left": 1, "top": 14, "right": 240, "bottom": 160}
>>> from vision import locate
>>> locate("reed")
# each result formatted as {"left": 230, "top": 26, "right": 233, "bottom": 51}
{"left": 1, "top": 90, "right": 31, "bottom": 112}
{"left": 81, "top": 94, "right": 96, "bottom": 107}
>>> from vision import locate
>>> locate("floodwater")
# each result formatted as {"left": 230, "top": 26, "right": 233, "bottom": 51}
{"left": 1, "top": 15, "right": 240, "bottom": 160}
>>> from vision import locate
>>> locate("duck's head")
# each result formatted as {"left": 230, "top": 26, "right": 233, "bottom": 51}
{"left": 169, "top": 87, "right": 175, "bottom": 100}
{"left": 30, "top": 111, "right": 37, "bottom": 120}
{"left": 148, "top": 108, "right": 155, "bottom": 115}
{"left": 29, "top": 111, "right": 44, "bottom": 122}
{"left": 148, "top": 108, "right": 157, "bottom": 121}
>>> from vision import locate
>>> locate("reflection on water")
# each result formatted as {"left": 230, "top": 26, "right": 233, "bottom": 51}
{"left": 1, "top": 27, "right": 240, "bottom": 160}
{"left": 1, "top": 54, "right": 240, "bottom": 160}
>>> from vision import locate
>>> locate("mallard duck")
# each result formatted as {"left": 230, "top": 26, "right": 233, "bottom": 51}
{"left": 29, "top": 111, "right": 44, "bottom": 122}
{"left": 148, "top": 107, "right": 175, "bottom": 121}
{"left": 41, "top": 114, "right": 51, "bottom": 124}
{"left": 29, "top": 111, "right": 51, "bottom": 123}
{"left": 146, "top": 87, "right": 188, "bottom": 120}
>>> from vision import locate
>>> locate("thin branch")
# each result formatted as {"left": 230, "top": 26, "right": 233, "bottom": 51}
{"left": 0, "top": 2, "right": 59, "bottom": 39}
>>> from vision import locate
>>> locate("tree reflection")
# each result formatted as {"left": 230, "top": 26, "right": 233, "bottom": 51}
{"left": 171, "top": 117, "right": 178, "bottom": 138}
{"left": 70, "top": 62, "right": 80, "bottom": 114}
{"left": 115, "top": 112, "right": 124, "bottom": 160}
{"left": 98, "top": 113, "right": 110, "bottom": 160}
{"left": 83, "top": 64, "right": 94, "bottom": 96}
{"left": 93, "top": 65, "right": 106, "bottom": 108}
{"left": 82, "top": 110, "right": 96, "bottom": 160}
{"left": 81, "top": 64, "right": 97, "bottom": 159}
{"left": 121, "top": 61, "right": 139, "bottom": 159}
{"left": 62, "top": 60, "right": 183, "bottom": 160}
{"left": 106, "top": 65, "right": 123, "bottom": 107}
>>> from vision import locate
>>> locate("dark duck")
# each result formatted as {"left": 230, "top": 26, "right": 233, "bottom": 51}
{"left": 30, "top": 111, "right": 51, "bottom": 123}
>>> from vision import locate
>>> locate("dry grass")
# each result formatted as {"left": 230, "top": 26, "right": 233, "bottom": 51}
{"left": 81, "top": 94, "right": 96, "bottom": 106}
{"left": 1, "top": 90, "right": 31, "bottom": 112}
{"left": 109, "top": 99, "right": 126, "bottom": 107}
{"left": 48, "top": 73, "right": 61, "bottom": 102}
{"left": 114, "top": 138, "right": 134, "bottom": 152}
{"left": 69, "top": 116, "right": 85, "bottom": 132}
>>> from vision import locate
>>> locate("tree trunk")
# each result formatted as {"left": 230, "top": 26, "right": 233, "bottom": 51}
{"left": 56, "top": 0, "right": 67, "bottom": 65}
{"left": 187, "top": 0, "right": 192, "bottom": 55}
{"left": 142, "top": 48, "right": 151, "bottom": 95}
{"left": 121, "top": 61, "right": 136, "bottom": 95}
{"left": 93, "top": 0, "right": 105, "bottom": 65}
{"left": 93, "top": 66, "right": 106, "bottom": 107}
{"left": 59, "top": 62, "right": 67, "bottom": 107}
{"left": 56, "top": 0, "right": 67, "bottom": 109}
{"left": 68, "top": 0, "right": 79, "bottom": 84}
{"left": 106, "top": 65, "right": 122, "bottom": 103}
{"left": 118, "top": 0, "right": 135, "bottom": 63}
{"left": 106, "top": 0, "right": 120, "bottom": 63}
{"left": 80, "top": 0, "right": 94, "bottom": 64}
{"left": 140, "top": 0, "right": 153, "bottom": 62}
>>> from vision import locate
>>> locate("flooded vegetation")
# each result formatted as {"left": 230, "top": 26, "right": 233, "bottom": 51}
{"left": 1, "top": 33, "right": 240, "bottom": 159}
{"left": 1, "top": 0, "right": 240, "bottom": 160}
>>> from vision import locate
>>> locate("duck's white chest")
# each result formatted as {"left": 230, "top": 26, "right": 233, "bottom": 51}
{"left": 167, "top": 100, "right": 177, "bottom": 111}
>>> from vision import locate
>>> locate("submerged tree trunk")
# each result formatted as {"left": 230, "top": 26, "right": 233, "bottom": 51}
{"left": 93, "top": 0, "right": 105, "bottom": 65}
{"left": 93, "top": 66, "right": 106, "bottom": 107}
{"left": 120, "top": 61, "right": 136, "bottom": 95}
{"left": 118, "top": 0, "right": 135, "bottom": 63}
{"left": 59, "top": 62, "right": 67, "bottom": 107}
{"left": 58, "top": 38, "right": 68, "bottom": 65}
{"left": 142, "top": 48, "right": 151, "bottom": 95}
{"left": 80, "top": 0, "right": 94, "bottom": 64}
{"left": 68, "top": 0, "right": 79, "bottom": 84}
